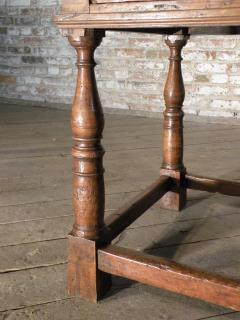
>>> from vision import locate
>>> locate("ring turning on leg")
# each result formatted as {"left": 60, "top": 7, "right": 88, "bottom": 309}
{"left": 160, "top": 33, "right": 189, "bottom": 211}
{"left": 67, "top": 29, "right": 111, "bottom": 302}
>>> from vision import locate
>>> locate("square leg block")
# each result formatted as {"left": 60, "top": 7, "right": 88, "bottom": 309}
{"left": 67, "top": 235, "right": 111, "bottom": 302}
{"left": 159, "top": 169, "right": 186, "bottom": 211}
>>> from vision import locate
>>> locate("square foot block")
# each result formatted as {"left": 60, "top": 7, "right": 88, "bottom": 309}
{"left": 67, "top": 235, "right": 111, "bottom": 302}
{"left": 159, "top": 169, "right": 186, "bottom": 211}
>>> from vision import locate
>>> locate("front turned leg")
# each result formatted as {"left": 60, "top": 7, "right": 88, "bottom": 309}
{"left": 67, "top": 29, "right": 111, "bottom": 302}
{"left": 160, "top": 34, "right": 188, "bottom": 211}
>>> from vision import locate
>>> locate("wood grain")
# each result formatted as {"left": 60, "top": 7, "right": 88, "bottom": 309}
{"left": 186, "top": 173, "right": 240, "bottom": 196}
{"left": 53, "top": 1, "right": 240, "bottom": 310}
{"left": 55, "top": 7, "right": 240, "bottom": 29}
{"left": 68, "top": 30, "right": 106, "bottom": 240}
{"left": 160, "top": 34, "right": 188, "bottom": 211}
{"left": 67, "top": 30, "right": 112, "bottom": 301}
{"left": 1, "top": 103, "right": 240, "bottom": 316}
{"left": 90, "top": 0, "right": 240, "bottom": 13}
{"left": 104, "top": 175, "right": 171, "bottom": 242}
{"left": 61, "top": 0, "right": 89, "bottom": 13}
{"left": 98, "top": 245, "right": 240, "bottom": 311}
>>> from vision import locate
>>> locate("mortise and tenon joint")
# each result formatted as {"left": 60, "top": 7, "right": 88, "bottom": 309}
{"left": 54, "top": 3, "right": 240, "bottom": 310}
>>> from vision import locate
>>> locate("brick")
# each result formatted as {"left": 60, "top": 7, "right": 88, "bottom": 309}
{"left": 20, "top": 26, "right": 32, "bottom": 36}
{"left": 62, "top": 68, "right": 74, "bottom": 76}
{"left": 128, "top": 38, "right": 160, "bottom": 49}
{"left": 126, "top": 81, "right": 160, "bottom": 91}
{"left": 14, "top": 16, "right": 37, "bottom": 25}
{"left": 210, "top": 74, "right": 228, "bottom": 84}
{"left": 8, "top": 46, "right": 31, "bottom": 54}
{"left": 0, "top": 74, "right": 16, "bottom": 85}
{"left": 0, "top": 28, "right": 7, "bottom": 35}
{"left": 113, "top": 70, "right": 128, "bottom": 80}
{"left": 229, "top": 75, "right": 240, "bottom": 85}
{"left": 145, "top": 49, "right": 159, "bottom": 59}
{"left": 116, "top": 48, "right": 145, "bottom": 58}
{"left": 32, "top": 0, "right": 58, "bottom": 6}
{"left": 196, "top": 63, "right": 228, "bottom": 73}
{"left": 19, "top": 76, "right": 41, "bottom": 85}
{"left": 195, "top": 74, "right": 209, "bottom": 82}
{"left": 0, "top": 46, "right": 7, "bottom": 53}
{"left": 48, "top": 66, "right": 59, "bottom": 75}
{"left": 128, "top": 70, "right": 162, "bottom": 82}
{"left": 199, "top": 109, "right": 235, "bottom": 118}
{"left": 210, "top": 99, "right": 240, "bottom": 111}
{"left": 7, "top": 27, "right": 20, "bottom": 36}
{"left": 231, "top": 87, "right": 240, "bottom": 95}
{"left": 134, "top": 60, "right": 165, "bottom": 71}
{"left": 196, "top": 85, "right": 228, "bottom": 95}
{"left": 216, "top": 51, "right": 240, "bottom": 61}
{"left": 8, "top": 0, "right": 30, "bottom": 5}
{"left": 183, "top": 50, "right": 209, "bottom": 61}
{"left": 21, "top": 56, "right": 44, "bottom": 64}
{"left": 199, "top": 37, "right": 236, "bottom": 50}
{"left": 101, "top": 37, "right": 127, "bottom": 48}
{"left": 35, "top": 66, "right": 48, "bottom": 75}
{"left": 1, "top": 0, "right": 240, "bottom": 119}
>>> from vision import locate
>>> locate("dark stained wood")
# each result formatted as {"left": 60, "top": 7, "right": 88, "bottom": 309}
{"left": 68, "top": 236, "right": 111, "bottom": 302}
{"left": 186, "top": 173, "right": 240, "bottom": 197}
{"left": 68, "top": 29, "right": 106, "bottom": 241}
{"left": 160, "top": 34, "right": 188, "bottom": 211}
{"left": 67, "top": 29, "right": 111, "bottom": 301}
{"left": 98, "top": 245, "right": 240, "bottom": 311}
{"left": 161, "top": 34, "right": 187, "bottom": 172}
{"left": 104, "top": 176, "right": 172, "bottom": 242}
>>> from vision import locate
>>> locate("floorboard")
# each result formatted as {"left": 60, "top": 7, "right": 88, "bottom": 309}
{"left": 0, "top": 103, "right": 239, "bottom": 319}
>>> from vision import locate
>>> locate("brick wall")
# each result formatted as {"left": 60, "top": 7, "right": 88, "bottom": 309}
{"left": 0, "top": 0, "right": 240, "bottom": 119}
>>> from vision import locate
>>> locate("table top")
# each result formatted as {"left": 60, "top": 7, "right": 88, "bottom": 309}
{"left": 55, "top": 0, "right": 240, "bottom": 29}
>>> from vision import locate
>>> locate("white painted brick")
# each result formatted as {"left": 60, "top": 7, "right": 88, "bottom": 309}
{"left": 199, "top": 37, "right": 236, "bottom": 50}
{"left": 7, "top": 28, "right": 20, "bottom": 36}
{"left": 21, "top": 76, "right": 42, "bottom": 85}
{"left": 2, "top": 0, "right": 240, "bottom": 119}
{"left": 34, "top": 0, "right": 58, "bottom": 6}
{"left": 61, "top": 68, "right": 72, "bottom": 76}
{"left": 229, "top": 75, "right": 240, "bottom": 85}
{"left": 8, "top": 0, "right": 30, "bottom": 5}
{"left": 114, "top": 70, "right": 128, "bottom": 80}
{"left": 216, "top": 51, "right": 240, "bottom": 61}
{"left": 231, "top": 87, "right": 240, "bottom": 95}
{"left": 20, "top": 27, "right": 32, "bottom": 36}
{"left": 16, "top": 85, "right": 28, "bottom": 92}
{"left": 183, "top": 51, "right": 207, "bottom": 61}
{"left": 210, "top": 99, "right": 240, "bottom": 111}
{"left": 196, "top": 63, "right": 227, "bottom": 73}
{"left": 210, "top": 74, "right": 228, "bottom": 84}
{"left": 199, "top": 109, "right": 235, "bottom": 118}
{"left": 48, "top": 66, "right": 59, "bottom": 75}
{"left": 35, "top": 66, "right": 48, "bottom": 75}
{"left": 197, "top": 86, "right": 228, "bottom": 95}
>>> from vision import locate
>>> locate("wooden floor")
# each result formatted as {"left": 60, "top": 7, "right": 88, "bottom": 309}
{"left": 0, "top": 103, "right": 240, "bottom": 320}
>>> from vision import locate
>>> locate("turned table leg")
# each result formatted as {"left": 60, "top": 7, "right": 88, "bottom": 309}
{"left": 67, "top": 29, "right": 111, "bottom": 302}
{"left": 160, "top": 34, "right": 188, "bottom": 211}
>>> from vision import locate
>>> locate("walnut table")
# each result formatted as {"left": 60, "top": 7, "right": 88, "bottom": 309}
{"left": 54, "top": 0, "right": 240, "bottom": 311}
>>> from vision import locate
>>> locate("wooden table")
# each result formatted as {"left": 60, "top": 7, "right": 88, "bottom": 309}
{"left": 54, "top": 0, "right": 240, "bottom": 311}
